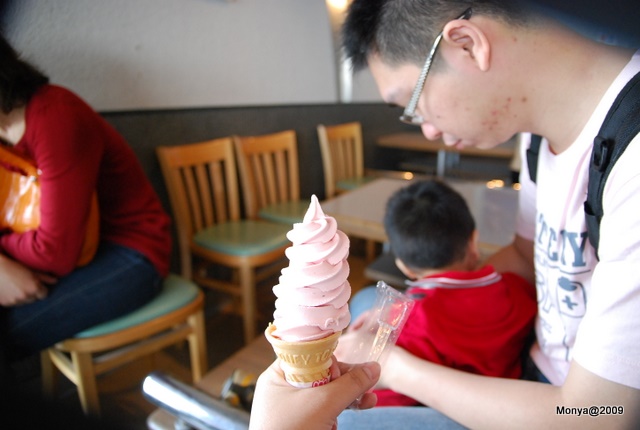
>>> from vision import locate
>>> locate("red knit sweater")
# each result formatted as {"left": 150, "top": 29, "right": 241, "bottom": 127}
{"left": 0, "top": 85, "right": 171, "bottom": 277}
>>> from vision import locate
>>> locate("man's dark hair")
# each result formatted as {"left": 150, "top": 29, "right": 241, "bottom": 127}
{"left": 0, "top": 33, "right": 49, "bottom": 114}
{"left": 384, "top": 179, "right": 475, "bottom": 270}
{"left": 342, "top": 0, "right": 530, "bottom": 71}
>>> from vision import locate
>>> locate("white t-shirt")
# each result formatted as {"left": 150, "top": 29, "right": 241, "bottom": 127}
{"left": 516, "top": 51, "right": 640, "bottom": 388}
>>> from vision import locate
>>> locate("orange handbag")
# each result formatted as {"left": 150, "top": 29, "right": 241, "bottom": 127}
{"left": 0, "top": 144, "right": 99, "bottom": 267}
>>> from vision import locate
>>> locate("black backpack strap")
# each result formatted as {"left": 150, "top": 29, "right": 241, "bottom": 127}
{"left": 526, "top": 134, "right": 543, "bottom": 183}
{"left": 585, "top": 70, "right": 640, "bottom": 257}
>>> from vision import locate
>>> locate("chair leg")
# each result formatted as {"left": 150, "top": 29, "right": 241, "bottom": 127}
{"left": 239, "top": 265, "right": 256, "bottom": 344}
{"left": 40, "top": 350, "right": 58, "bottom": 400}
{"left": 181, "top": 252, "right": 193, "bottom": 280}
{"left": 187, "top": 309, "right": 208, "bottom": 382}
{"left": 71, "top": 351, "right": 101, "bottom": 417}
{"left": 365, "top": 239, "right": 377, "bottom": 262}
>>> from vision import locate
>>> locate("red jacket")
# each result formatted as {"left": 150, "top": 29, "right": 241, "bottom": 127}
{"left": 376, "top": 265, "right": 537, "bottom": 406}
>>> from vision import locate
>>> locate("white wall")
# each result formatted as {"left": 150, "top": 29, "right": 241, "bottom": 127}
{"left": 2, "top": 0, "right": 381, "bottom": 111}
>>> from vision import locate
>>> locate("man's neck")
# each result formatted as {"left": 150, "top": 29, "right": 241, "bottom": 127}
{"left": 511, "top": 20, "right": 635, "bottom": 153}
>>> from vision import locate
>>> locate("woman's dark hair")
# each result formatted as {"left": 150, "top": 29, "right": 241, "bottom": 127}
{"left": 383, "top": 179, "right": 475, "bottom": 270}
{"left": 0, "top": 33, "right": 49, "bottom": 113}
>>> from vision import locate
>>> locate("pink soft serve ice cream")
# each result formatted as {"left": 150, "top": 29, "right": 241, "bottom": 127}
{"left": 271, "top": 195, "right": 351, "bottom": 342}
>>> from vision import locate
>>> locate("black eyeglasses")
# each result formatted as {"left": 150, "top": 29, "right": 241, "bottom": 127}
{"left": 399, "top": 7, "right": 473, "bottom": 125}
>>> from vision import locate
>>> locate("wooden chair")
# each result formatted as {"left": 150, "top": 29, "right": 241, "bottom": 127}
{"left": 317, "top": 121, "right": 375, "bottom": 198}
{"left": 233, "top": 130, "right": 308, "bottom": 225}
{"left": 156, "top": 137, "right": 290, "bottom": 344}
{"left": 318, "top": 122, "right": 377, "bottom": 259}
{"left": 40, "top": 274, "right": 207, "bottom": 417}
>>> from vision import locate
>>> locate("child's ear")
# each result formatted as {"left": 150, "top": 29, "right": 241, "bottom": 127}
{"left": 468, "top": 229, "right": 481, "bottom": 262}
{"left": 395, "top": 258, "right": 417, "bottom": 279}
{"left": 442, "top": 18, "right": 491, "bottom": 71}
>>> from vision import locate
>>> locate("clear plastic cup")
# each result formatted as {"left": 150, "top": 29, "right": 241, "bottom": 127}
{"left": 342, "top": 281, "right": 414, "bottom": 408}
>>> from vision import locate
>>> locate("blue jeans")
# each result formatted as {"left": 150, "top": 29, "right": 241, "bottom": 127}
{"left": 350, "top": 286, "right": 378, "bottom": 321}
{"left": 338, "top": 407, "right": 468, "bottom": 430}
{"left": 2, "top": 242, "right": 162, "bottom": 358}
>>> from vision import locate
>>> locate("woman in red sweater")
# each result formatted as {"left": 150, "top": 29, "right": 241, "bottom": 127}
{"left": 0, "top": 34, "right": 171, "bottom": 360}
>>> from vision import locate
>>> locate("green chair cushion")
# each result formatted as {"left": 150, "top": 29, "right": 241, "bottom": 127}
{"left": 336, "top": 176, "right": 376, "bottom": 192}
{"left": 258, "top": 200, "right": 310, "bottom": 225}
{"left": 75, "top": 274, "right": 200, "bottom": 338}
{"left": 193, "top": 220, "right": 290, "bottom": 256}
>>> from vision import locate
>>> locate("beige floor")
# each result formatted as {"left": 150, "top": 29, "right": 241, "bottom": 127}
{"left": 21, "top": 248, "right": 374, "bottom": 429}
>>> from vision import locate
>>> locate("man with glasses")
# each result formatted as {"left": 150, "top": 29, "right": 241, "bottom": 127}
{"left": 247, "top": 2, "right": 640, "bottom": 429}
{"left": 332, "top": 0, "right": 640, "bottom": 429}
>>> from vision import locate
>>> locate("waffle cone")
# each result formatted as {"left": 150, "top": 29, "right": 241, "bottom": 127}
{"left": 265, "top": 323, "right": 341, "bottom": 388}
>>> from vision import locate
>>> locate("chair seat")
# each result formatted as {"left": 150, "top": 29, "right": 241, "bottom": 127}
{"left": 42, "top": 273, "right": 207, "bottom": 416}
{"left": 193, "top": 220, "right": 290, "bottom": 256}
{"left": 75, "top": 274, "right": 200, "bottom": 338}
{"left": 258, "top": 200, "right": 309, "bottom": 225}
{"left": 336, "top": 176, "right": 376, "bottom": 192}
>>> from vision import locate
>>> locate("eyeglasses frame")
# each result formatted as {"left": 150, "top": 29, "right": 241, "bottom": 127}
{"left": 399, "top": 7, "right": 473, "bottom": 125}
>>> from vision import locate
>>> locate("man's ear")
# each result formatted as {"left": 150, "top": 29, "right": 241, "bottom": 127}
{"left": 441, "top": 19, "right": 491, "bottom": 72}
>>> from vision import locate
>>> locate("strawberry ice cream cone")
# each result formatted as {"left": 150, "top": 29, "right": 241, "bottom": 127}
{"left": 266, "top": 195, "right": 351, "bottom": 388}
{"left": 265, "top": 324, "right": 341, "bottom": 388}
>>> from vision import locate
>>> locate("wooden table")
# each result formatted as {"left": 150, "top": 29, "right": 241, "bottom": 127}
{"left": 147, "top": 336, "right": 273, "bottom": 429}
{"left": 377, "top": 133, "right": 516, "bottom": 177}
{"left": 321, "top": 177, "right": 519, "bottom": 254}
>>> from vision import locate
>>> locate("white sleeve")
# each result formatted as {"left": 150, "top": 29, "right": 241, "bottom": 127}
{"left": 572, "top": 134, "right": 640, "bottom": 388}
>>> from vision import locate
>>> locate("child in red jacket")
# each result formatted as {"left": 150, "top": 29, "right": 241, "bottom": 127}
{"left": 373, "top": 179, "right": 537, "bottom": 406}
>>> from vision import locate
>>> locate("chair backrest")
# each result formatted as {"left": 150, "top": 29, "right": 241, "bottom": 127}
{"left": 156, "top": 138, "right": 241, "bottom": 274}
{"left": 317, "top": 121, "right": 364, "bottom": 198}
{"left": 233, "top": 130, "right": 300, "bottom": 219}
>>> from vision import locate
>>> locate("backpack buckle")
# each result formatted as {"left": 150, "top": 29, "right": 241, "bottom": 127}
{"left": 592, "top": 137, "right": 613, "bottom": 172}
